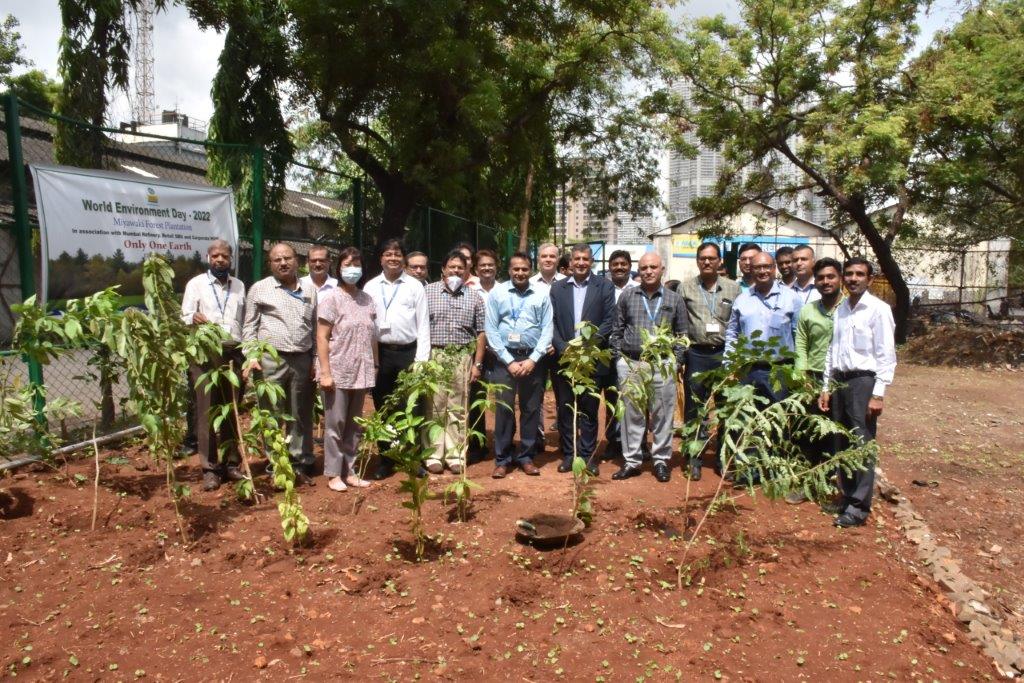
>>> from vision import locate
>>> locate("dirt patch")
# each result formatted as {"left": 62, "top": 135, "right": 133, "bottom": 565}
{"left": 0, "top": 384, "right": 998, "bottom": 680}
{"left": 903, "top": 324, "right": 1024, "bottom": 367}
{"left": 882, "top": 363, "right": 1024, "bottom": 638}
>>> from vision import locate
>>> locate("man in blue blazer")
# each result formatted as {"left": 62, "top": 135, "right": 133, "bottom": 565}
{"left": 550, "top": 243, "right": 617, "bottom": 475}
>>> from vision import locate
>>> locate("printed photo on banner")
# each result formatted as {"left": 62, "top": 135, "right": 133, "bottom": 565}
{"left": 29, "top": 165, "right": 238, "bottom": 307}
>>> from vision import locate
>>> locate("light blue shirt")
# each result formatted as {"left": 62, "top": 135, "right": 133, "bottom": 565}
{"left": 571, "top": 275, "right": 590, "bottom": 331}
{"left": 725, "top": 281, "right": 803, "bottom": 358}
{"left": 485, "top": 280, "right": 554, "bottom": 365}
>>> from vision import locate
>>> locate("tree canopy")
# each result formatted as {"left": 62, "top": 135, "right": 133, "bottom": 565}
{"left": 670, "top": 0, "right": 920, "bottom": 340}
{"left": 910, "top": 0, "right": 1024, "bottom": 248}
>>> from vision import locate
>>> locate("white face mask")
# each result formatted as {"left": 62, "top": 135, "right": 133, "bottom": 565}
{"left": 340, "top": 266, "right": 362, "bottom": 284}
{"left": 445, "top": 275, "right": 464, "bottom": 291}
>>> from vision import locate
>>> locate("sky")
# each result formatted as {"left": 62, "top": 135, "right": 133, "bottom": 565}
{"left": 7, "top": 0, "right": 964, "bottom": 126}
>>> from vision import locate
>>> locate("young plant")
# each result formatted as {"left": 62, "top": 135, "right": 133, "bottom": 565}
{"left": 556, "top": 321, "right": 611, "bottom": 525}
{"left": 0, "top": 363, "right": 80, "bottom": 462}
{"left": 674, "top": 332, "right": 878, "bottom": 580}
{"left": 198, "top": 340, "right": 310, "bottom": 544}
{"left": 15, "top": 257, "right": 225, "bottom": 544}
{"left": 442, "top": 377, "right": 508, "bottom": 522}
{"left": 618, "top": 324, "right": 689, "bottom": 420}
{"left": 356, "top": 359, "right": 450, "bottom": 559}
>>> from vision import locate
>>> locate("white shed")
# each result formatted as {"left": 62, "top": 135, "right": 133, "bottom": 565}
{"left": 649, "top": 200, "right": 844, "bottom": 282}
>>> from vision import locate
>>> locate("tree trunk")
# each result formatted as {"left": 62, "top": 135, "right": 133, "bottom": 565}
{"left": 517, "top": 160, "right": 535, "bottom": 253}
{"left": 376, "top": 181, "right": 418, "bottom": 244}
{"left": 852, "top": 213, "right": 911, "bottom": 343}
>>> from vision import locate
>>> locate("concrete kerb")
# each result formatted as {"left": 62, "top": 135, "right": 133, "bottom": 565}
{"left": 877, "top": 466, "right": 1024, "bottom": 678}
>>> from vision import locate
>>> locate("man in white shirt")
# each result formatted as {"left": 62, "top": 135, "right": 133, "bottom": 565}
{"left": 789, "top": 245, "right": 822, "bottom": 305}
{"left": 529, "top": 243, "right": 566, "bottom": 289}
{"left": 180, "top": 239, "right": 247, "bottom": 491}
{"left": 365, "top": 238, "right": 431, "bottom": 478}
{"left": 299, "top": 245, "right": 338, "bottom": 294}
{"left": 528, "top": 242, "right": 565, "bottom": 454}
{"left": 819, "top": 257, "right": 897, "bottom": 528}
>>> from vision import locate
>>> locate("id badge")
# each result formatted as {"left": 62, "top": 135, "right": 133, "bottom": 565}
{"left": 508, "top": 332, "right": 522, "bottom": 343}
{"left": 378, "top": 322, "right": 391, "bottom": 334}
{"left": 705, "top": 322, "right": 721, "bottom": 334}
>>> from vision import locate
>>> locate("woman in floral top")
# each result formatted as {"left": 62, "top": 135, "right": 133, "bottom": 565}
{"left": 316, "top": 247, "right": 378, "bottom": 492}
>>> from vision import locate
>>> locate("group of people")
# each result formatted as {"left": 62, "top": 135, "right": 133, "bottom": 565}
{"left": 181, "top": 236, "right": 896, "bottom": 528}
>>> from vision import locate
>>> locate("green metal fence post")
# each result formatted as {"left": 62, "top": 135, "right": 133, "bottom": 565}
{"left": 250, "top": 147, "right": 265, "bottom": 282}
{"left": 3, "top": 94, "right": 45, "bottom": 419}
{"left": 352, "top": 177, "right": 364, "bottom": 252}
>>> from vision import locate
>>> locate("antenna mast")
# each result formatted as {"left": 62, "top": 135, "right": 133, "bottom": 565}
{"left": 132, "top": 0, "right": 156, "bottom": 124}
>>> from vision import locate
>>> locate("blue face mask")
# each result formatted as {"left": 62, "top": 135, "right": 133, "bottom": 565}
{"left": 210, "top": 265, "right": 231, "bottom": 279}
{"left": 340, "top": 266, "right": 363, "bottom": 285}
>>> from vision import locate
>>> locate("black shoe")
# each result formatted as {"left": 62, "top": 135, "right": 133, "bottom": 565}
{"left": 373, "top": 462, "right": 395, "bottom": 480}
{"left": 833, "top": 512, "right": 866, "bottom": 528}
{"left": 202, "top": 472, "right": 222, "bottom": 491}
{"left": 653, "top": 462, "right": 671, "bottom": 483}
{"left": 688, "top": 458, "right": 703, "bottom": 481}
{"left": 294, "top": 471, "right": 316, "bottom": 487}
{"left": 611, "top": 465, "right": 642, "bottom": 481}
{"left": 223, "top": 466, "right": 247, "bottom": 482}
{"left": 586, "top": 463, "right": 599, "bottom": 477}
{"left": 557, "top": 460, "right": 572, "bottom": 473}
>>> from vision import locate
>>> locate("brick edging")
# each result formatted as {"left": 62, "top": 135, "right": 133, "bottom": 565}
{"left": 877, "top": 467, "right": 1024, "bottom": 678}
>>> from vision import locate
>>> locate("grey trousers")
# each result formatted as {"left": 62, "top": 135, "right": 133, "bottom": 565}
{"left": 831, "top": 374, "right": 878, "bottom": 521}
{"left": 617, "top": 357, "right": 677, "bottom": 467}
{"left": 259, "top": 351, "right": 315, "bottom": 468}
{"left": 322, "top": 388, "right": 367, "bottom": 478}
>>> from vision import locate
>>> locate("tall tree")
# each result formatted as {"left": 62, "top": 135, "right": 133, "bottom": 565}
{"left": 1, "top": 14, "right": 29, "bottom": 84}
{"left": 910, "top": 0, "right": 1024, "bottom": 246}
{"left": 54, "top": 0, "right": 157, "bottom": 166}
{"left": 284, "top": 0, "right": 671, "bottom": 243}
{"left": 194, "top": 0, "right": 293, "bottom": 231}
{"left": 671, "top": 0, "right": 919, "bottom": 340}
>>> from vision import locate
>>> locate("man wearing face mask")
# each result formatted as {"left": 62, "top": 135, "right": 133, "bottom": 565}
{"left": 422, "top": 250, "right": 487, "bottom": 473}
{"left": 181, "top": 239, "right": 247, "bottom": 491}
{"left": 300, "top": 245, "right": 338, "bottom": 294}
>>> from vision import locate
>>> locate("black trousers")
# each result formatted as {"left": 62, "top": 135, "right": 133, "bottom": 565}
{"left": 552, "top": 368, "right": 602, "bottom": 465}
{"left": 798, "top": 370, "right": 832, "bottom": 466}
{"left": 831, "top": 374, "right": 878, "bottom": 521}
{"left": 489, "top": 355, "right": 544, "bottom": 466}
{"left": 684, "top": 346, "right": 724, "bottom": 441}
{"left": 189, "top": 346, "right": 244, "bottom": 474}
{"left": 600, "top": 371, "right": 621, "bottom": 456}
{"left": 372, "top": 343, "right": 417, "bottom": 468}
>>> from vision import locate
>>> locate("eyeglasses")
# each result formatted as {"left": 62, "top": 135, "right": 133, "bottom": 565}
{"left": 697, "top": 256, "right": 719, "bottom": 263}
{"left": 752, "top": 265, "right": 774, "bottom": 272}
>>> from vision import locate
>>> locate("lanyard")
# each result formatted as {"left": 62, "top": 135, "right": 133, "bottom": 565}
{"left": 699, "top": 281, "right": 718, "bottom": 318}
{"left": 641, "top": 288, "right": 663, "bottom": 323}
{"left": 510, "top": 291, "right": 527, "bottom": 323}
{"left": 208, "top": 278, "right": 229, "bottom": 317}
{"left": 380, "top": 279, "right": 401, "bottom": 315}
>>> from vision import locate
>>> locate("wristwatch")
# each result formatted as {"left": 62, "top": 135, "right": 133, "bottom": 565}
{"left": 871, "top": 395, "right": 884, "bottom": 401}
{"left": 474, "top": 362, "right": 484, "bottom": 370}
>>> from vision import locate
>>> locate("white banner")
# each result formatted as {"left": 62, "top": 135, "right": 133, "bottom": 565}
{"left": 29, "top": 164, "right": 238, "bottom": 304}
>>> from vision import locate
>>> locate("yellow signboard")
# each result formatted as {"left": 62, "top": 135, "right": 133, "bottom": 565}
{"left": 672, "top": 233, "right": 700, "bottom": 258}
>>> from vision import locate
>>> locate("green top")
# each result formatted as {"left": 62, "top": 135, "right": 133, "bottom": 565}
{"left": 678, "top": 275, "right": 742, "bottom": 346}
{"left": 795, "top": 296, "right": 843, "bottom": 374}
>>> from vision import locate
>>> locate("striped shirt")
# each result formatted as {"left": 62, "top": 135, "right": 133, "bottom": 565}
{"left": 242, "top": 276, "right": 317, "bottom": 353}
{"left": 611, "top": 285, "right": 689, "bottom": 365}
{"left": 425, "top": 281, "right": 485, "bottom": 347}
